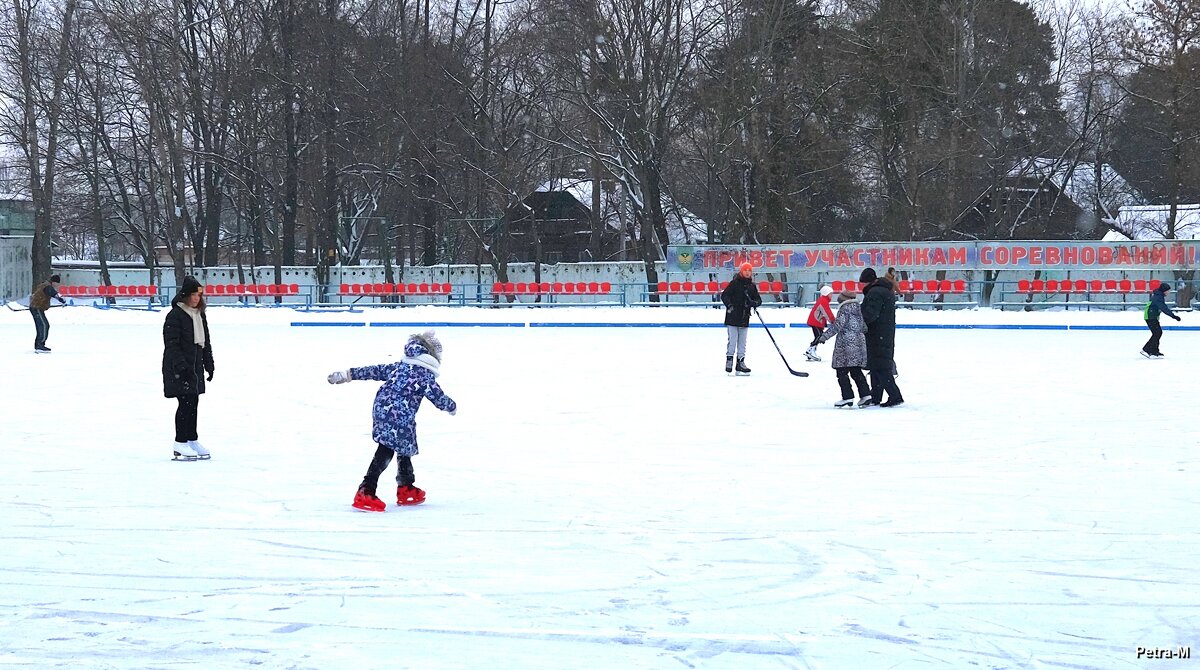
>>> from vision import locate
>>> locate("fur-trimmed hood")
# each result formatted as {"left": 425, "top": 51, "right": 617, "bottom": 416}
{"left": 403, "top": 331, "right": 443, "bottom": 376}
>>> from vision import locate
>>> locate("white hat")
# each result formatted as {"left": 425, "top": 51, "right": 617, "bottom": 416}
{"left": 820, "top": 285, "right": 833, "bottom": 297}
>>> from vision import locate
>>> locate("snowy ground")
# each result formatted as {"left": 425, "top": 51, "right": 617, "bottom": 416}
{"left": 1, "top": 304, "right": 1197, "bottom": 669}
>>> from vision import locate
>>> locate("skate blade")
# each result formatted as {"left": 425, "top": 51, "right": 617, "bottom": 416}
{"left": 395, "top": 500, "right": 425, "bottom": 506}
{"left": 352, "top": 504, "right": 385, "bottom": 512}
{"left": 172, "top": 453, "right": 201, "bottom": 461}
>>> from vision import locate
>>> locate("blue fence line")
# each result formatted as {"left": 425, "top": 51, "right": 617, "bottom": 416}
{"left": 289, "top": 320, "right": 1200, "bottom": 331}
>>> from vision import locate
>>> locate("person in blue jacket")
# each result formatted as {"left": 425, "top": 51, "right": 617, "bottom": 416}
{"left": 328, "top": 331, "right": 457, "bottom": 511}
{"left": 1142, "top": 282, "right": 1181, "bottom": 358}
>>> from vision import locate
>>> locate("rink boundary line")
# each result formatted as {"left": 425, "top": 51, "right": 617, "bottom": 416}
{"left": 290, "top": 321, "right": 1200, "bottom": 331}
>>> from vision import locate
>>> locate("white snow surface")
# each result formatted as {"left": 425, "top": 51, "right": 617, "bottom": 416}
{"left": 1, "top": 305, "right": 1197, "bottom": 669}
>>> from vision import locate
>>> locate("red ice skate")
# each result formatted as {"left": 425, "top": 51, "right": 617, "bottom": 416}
{"left": 353, "top": 487, "right": 386, "bottom": 512}
{"left": 396, "top": 485, "right": 426, "bottom": 506}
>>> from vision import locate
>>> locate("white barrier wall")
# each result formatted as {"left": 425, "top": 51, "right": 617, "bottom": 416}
{"left": 48, "top": 261, "right": 1193, "bottom": 308}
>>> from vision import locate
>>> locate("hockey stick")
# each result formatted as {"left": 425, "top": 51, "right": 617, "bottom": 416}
{"left": 755, "top": 309, "right": 809, "bottom": 377}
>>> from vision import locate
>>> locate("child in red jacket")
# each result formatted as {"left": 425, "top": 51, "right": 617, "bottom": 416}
{"left": 806, "top": 285, "right": 835, "bottom": 362}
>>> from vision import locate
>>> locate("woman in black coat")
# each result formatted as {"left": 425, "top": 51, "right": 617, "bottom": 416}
{"left": 859, "top": 267, "right": 903, "bottom": 407}
{"left": 162, "top": 276, "right": 215, "bottom": 460}
{"left": 720, "top": 262, "right": 762, "bottom": 374}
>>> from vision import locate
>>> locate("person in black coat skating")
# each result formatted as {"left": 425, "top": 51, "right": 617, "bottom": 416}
{"left": 859, "top": 267, "right": 903, "bottom": 407}
{"left": 720, "top": 262, "right": 762, "bottom": 374}
{"left": 162, "top": 276, "right": 215, "bottom": 460}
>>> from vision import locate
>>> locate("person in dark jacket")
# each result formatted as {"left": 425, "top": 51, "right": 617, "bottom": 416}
{"left": 1142, "top": 282, "right": 1181, "bottom": 358}
{"left": 29, "top": 274, "right": 67, "bottom": 353}
{"left": 162, "top": 276, "right": 215, "bottom": 460}
{"left": 859, "top": 267, "right": 904, "bottom": 407}
{"left": 721, "top": 262, "right": 762, "bottom": 374}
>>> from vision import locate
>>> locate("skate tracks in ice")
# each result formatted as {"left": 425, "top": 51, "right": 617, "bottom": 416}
{"left": 0, "top": 307, "right": 1197, "bottom": 669}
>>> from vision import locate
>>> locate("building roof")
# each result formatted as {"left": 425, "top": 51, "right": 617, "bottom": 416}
{"left": 533, "top": 176, "right": 708, "bottom": 245}
{"left": 1008, "top": 157, "right": 1144, "bottom": 217}
{"left": 1102, "top": 203, "right": 1200, "bottom": 241}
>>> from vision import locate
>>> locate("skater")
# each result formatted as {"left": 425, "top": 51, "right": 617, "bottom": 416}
{"left": 816, "top": 289, "right": 872, "bottom": 407}
{"left": 328, "top": 331, "right": 457, "bottom": 511}
{"left": 29, "top": 274, "right": 67, "bottom": 353}
{"left": 805, "top": 285, "right": 835, "bottom": 361}
{"left": 1142, "top": 281, "right": 1181, "bottom": 358}
{"left": 162, "top": 276, "right": 215, "bottom": 460}
{"left": 721, "top": 262, "right": 762, "bottom": 375}
{"left": 859, "top": 267, "right": 904, "bottom": 407}
{"left": 885, "top": 267, "right": 903, "bottom": 297}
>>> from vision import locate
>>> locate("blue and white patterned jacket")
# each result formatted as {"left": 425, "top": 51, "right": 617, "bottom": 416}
{"left": 350, "top": 338, "right": 456, "bottom": 456}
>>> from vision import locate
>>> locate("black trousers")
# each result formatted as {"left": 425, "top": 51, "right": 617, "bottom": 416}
{"left": 360, "top": 445, "right": 415, "bottom": 494}
{"left": 869, "top": 368, "right": 903, "bottom": 404}
{"left": 1144, "top": 319, "right": 1163, "bottom": 355}
{"left": 175, "top": 395, "right": 199, "bottom": 442}
{"left": 31, "top": 309, "right": 49, "bottom": 348}
{"left": 809, "top": 326, "right": 823, "bottom": 347}
{"left": 836, "top": 367, "right": 871, "bottom": 400}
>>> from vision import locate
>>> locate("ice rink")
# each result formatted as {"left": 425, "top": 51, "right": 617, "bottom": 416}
{"left": 1, "top": 304, "right": 1197, "bottom": 669}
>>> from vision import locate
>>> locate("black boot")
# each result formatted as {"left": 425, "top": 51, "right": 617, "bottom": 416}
{"left": 735, "top": 358, "right": 751, "bottom": 375}
{"left": 725, "top": 356, "right": 734, "bottom": 373}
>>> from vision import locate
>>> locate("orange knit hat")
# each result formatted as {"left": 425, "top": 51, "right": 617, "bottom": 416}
{"left": 739, "top": 262, "right": 753, "bottom": 274}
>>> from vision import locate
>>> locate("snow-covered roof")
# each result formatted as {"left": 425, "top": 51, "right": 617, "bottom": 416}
{"left": 533, "top": 176, "right": 708, "bottom": 245}
{"left": 1103, "top": 203, "right": 1200, "bottom": 241}
{"left": 1008, "top": 157, "right": 1144, "bottom": 217}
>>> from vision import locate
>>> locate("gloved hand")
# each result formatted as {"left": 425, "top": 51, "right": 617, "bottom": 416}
{"left": 1173, "top": 315, "right": 1182, "bottom": 321}
{"left": 57, "top": 297, "right": 67, "bottom": 306}
{"left": 206, "top": 369, "right": 214, "bottom": 381}
{"left": 328, "top": 370, "right": 352, "bottom": 384}
{"left": 449, "top": 408, "right": 457, "bottom": 416}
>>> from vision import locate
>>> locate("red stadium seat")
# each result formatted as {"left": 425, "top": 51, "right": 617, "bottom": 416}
{"left": 771, "top": 281, "right": 784, "bottom": 293}
{"left": 1017, "top": 280, "right": 1031, "bottom": 293}
{"left": 502, "top": 282, "right": 514, "bottom": 294}
{"left": 681, "top": 281, "right": 694, "bottom": 293}
{"left": 1103, "top": 279, "right": 1117, "bottom": 292}
{"left": 952, "top": 280, "right": 966, "bottom": 293}
{"left": 1089, "top": 280, "right": 1102, "bottom": 292}
{"left": 1118, "top": 279, "right": 1132, "bottom": 293}
{"left": 491, "top": 282, "right": 503, "bottom": 294}
{"left": 340, "top": 283, "right": 350, "bottom": 294}
{"left": 1030, "top": 279, "right": 1044, "bottom": 293}
{"left": 539, "top": 282, "right": 550, "bottom": 293}
{"left": 1134, "top": 279, "right": 1147, "bottom": 292}
{"left": 588, "top": 282, "right": 599, "bottom": 293}
{"left": 668, "top": 282, "right": 681, "bottom": 293}
{"left": 831, "top": 281, "right": 843, "bottom": 292}
{"left": 1045, "top": 280, "right": 1059, "bottom": 293}
{"left": 1074, "top": 280, "right": 1086, "bottom": 292}
{"left": 602, "top": 282, "right": 613, "bottom": 293}
{"left": 656, "top": 281, "right": 667, "bottom": 294}
{"left": 1150, "top": 279, "right": 1163, "bottom": 291}
{"left": 555, "top": 282, "right": 566, "bottom": 293}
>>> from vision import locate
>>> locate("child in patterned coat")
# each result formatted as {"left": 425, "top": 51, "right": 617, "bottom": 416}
{"left": 328, "top": 331, "right": 457, "bottom": 511}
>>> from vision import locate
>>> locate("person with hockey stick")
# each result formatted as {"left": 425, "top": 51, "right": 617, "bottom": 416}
{"left": 29, "top": 274, "right": 67, "bottom": 353}
{"left": 1142, "top": 281, "right": 1181, "bottom": 358}
{"left": 859, "top": 267, "right": 904, "bottom": 407}
{"left": 328, "top": 331, "right": 457, "bottom": 511}
{"left": 805, "top": 285, "right": 835, "bottom": 361}
{"left": 721, "top": 262, "right": 762, "bottom": 375}
{"left": 162, "top": 277, "right": 215, "bottom": 460}
{"left": 816, "top": 289, "right": 872, "bottom": 407}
